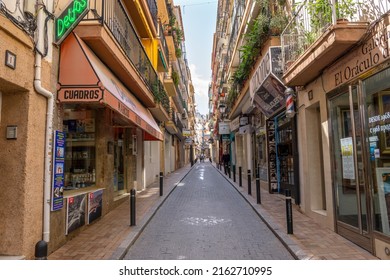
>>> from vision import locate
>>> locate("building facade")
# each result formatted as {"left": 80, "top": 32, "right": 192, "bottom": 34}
{"left": 0, "top": 0, "right": 196, "bottom": 259}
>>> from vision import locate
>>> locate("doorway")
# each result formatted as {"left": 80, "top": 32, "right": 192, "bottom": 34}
{"left": 329, "top": 86, "right": 372, "bottom": 251}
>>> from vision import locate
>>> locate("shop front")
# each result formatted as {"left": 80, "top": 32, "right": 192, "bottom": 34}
{"left": 250, "top": 47, "right": 300, "bottom": 203}
{"left": 53, "top": 32, "right": 162, "bottom": 245}
{"left": 295, "top": 15, "right": 390, "bottom": 258}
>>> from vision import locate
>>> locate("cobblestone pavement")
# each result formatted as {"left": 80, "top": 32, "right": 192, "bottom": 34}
{"left": 124, "top": 163, "right": 294, "bottom": 260}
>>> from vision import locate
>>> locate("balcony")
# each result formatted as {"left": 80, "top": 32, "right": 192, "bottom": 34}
{"left": 74, "top": 0, "right": 161, "bottom": 108}
{"left": 123, "top": 0, "right": 158, "bottom": 38}
{"left": 157, "top": 22, "right": 170, "bottom": 72}
{"left": 281, "top": 0, "right": 384, "bottom": 86}
{"left": 149, "top": 80, "right": 170, "bottom": 121}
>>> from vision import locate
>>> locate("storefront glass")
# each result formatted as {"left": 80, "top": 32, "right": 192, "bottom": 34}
{"left": 63, "top": 109, "right": 96, "bottom": 190}
{"left": 364, "top": 69, "right": 390, "bottom": 236}
{"left": 329, "top": 89, "right": 368, "bottom": 231}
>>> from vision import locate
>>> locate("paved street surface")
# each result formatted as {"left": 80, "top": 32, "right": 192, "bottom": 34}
{"left": 124, "top": 163, "right": 294, "bottom": 260}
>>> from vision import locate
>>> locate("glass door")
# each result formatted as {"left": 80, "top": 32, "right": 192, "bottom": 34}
{"left": 329, "top": 86, "right": 371, "bottom": 251}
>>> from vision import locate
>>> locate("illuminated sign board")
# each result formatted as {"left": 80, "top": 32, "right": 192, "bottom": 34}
{"left": 55, "top": 0, "right": 89, "bottom": 44}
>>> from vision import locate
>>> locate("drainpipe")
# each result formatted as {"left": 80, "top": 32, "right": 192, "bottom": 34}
{"left": 34, "top": 2, "right": 54, "bottom": 243}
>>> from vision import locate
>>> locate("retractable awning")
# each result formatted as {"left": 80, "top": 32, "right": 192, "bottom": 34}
{"left": 57, "top": 33, "right": 163, "bottom": 141}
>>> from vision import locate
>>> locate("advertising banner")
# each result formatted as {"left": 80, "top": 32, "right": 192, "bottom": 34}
{"left": 51, "top": 131, "right": 65, "bottom": 211}
{"left": 66, "top": 194, "right": 86, "bottom": 235}
{"left": 88, "top": 189, "right": 103, "bottom": 224}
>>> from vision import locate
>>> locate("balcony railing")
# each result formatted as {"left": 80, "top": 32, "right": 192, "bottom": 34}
{"left": 281, "top": 0, "right": 390, "bottom": 70}
{"left": 84, "top": 0, "right": 168, "bottom": 108}
{"left": 146, "top": 0, "right": 158, "bottom": 31}
{"left": 158, "top": 22, "right": 170, "bottom": 63}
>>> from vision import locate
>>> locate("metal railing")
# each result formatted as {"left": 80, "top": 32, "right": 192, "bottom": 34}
{"left": 84, "top": 0, "right": 169, "bottom": 110}
{"left": 281, "top": 0, "right": 390, "bottom": 70}
{"left": 158, "top": 22, "right": 170, "bottom": 64}
{"left": 146, "top": 0, "right": 158, "bottom": 31}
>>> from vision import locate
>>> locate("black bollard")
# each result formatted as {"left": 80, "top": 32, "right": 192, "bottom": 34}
{"left": 35, "top": 240, "right": 48, "bottom": 260}
{"left": 239, "top": 166, "right": 242, "bottom": 187}
{"left": 256, "top": 168, "right": 261, "bottom": 204}
{"left": 233, "top": 165, "right": 236, "bottom": 182}
{"left": 228, "top": 164, "right": 231, "bottom": 179}
{"left": 159, "top": 172, "right": 163, "bottom": 196}
{"left": 130, "top": 189, "right": 136, "bottom": 226}
{"left": 285, "top": 189, "right": 293, "bottom": 234}
{"left": 247, "top": 170, "right": 251, "bottom": 195}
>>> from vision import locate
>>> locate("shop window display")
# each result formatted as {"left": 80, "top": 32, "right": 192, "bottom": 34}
{"left": 365, "top": 81, "right": 390, "bottom": 236}
{"left": 63, "top": 110, "right": 96, "bottom": 190}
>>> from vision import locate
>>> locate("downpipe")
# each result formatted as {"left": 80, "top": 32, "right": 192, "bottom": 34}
{"left": 34, "top": 1, "right": 54, "bottom": 244}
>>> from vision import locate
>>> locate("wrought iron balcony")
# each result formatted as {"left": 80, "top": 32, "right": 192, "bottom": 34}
{"left": 78, "top": 0, "right": 167, "bottom": 108}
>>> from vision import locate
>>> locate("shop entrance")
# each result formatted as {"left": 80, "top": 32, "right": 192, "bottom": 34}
{"left": 329, "top": 87, "right": 372, "bottom": 252}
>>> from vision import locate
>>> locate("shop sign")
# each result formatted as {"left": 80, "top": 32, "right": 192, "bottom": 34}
{"left": 221, "top": 134, "right": 230, "bottom": 142}
{"left": 325, "top": 24, "right": 390, "bottom": 91}
{"left": 239, "top": 124, "right": 252, "bottom": 134}
{"left": 249, "top": 47, "right": 286, "bottom": 117}
{"left": 51, "top": 131, "right": 65, "bottom": 211}
{"left": 230, "top": 116, "right": 240, "bottom": 131}
{"left": 57, "top": 87, "right": 103, "bottom": 102}
{"left": 219, "top": 121, "right": 231, "bottom": 135}
{"left": 266, "top": 119, "right": 278, "bottom": 192}
{"left": 183, "top": 129, "right": 191, "bottom": 137}
{"left": 239, "top": 116, "right": 249, "bottom": 126}
{"left": 55, "top": 0, "right": 89, "bottom": 44}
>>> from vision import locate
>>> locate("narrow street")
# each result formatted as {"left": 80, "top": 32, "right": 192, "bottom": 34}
{"left": 124, "top": 163, "right": 294, "bottom": 260}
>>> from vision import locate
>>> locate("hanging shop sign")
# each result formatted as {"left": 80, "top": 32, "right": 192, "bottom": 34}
{"left": 182, "top": 129, "right": 191, "bottom": 137}
{"left": 219, "top": 121, "right": 231, "bottom": 135}
{"left": 250, "top": 47, "right": 286, "bottom": 118}
{"left": 51, "top": 131, "right": 65, "bottom": 211}
{"left": 55, "top": 0, "right": 89, "bottom": 44}
{"left": 230, "top": 116, "right": 240, "bottom": 131}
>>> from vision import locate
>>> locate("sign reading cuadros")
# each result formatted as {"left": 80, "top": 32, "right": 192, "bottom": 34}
{"left": 55, "top": 0, "right": 89, "bottom": 44}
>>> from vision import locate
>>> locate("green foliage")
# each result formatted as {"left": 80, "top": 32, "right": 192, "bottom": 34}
{"left": 171, "top": 70, "right": 179, "bottom": 86}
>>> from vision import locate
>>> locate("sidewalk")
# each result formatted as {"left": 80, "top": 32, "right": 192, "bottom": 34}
{"left": 48, "top": 162, "right": 378, "bottom": 260}
{"left": 212, "top": 162, "right": 377, "bottom": 260}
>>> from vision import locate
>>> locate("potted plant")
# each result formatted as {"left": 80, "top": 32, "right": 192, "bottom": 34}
{"left": 269, "top": 13, "right": 288, "bottom": 35}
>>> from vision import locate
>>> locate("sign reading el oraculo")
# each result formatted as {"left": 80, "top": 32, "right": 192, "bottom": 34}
{"left": 325, "top": 24, "right": 390, "bottom": 90}
{"left": 250, "top": 47, "right": 286, "bottom": 118}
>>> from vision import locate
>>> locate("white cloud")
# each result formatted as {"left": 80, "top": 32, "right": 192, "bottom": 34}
{"left": 189, "top": 64, "right": 210, "bottom": 116}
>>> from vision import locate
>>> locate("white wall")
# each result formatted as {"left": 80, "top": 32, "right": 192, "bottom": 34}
{"left": 144, "top": 141, "right": 160, "bottom": 187}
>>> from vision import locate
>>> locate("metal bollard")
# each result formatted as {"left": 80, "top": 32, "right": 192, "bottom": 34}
{"left": 159, "top": 172, "right": 163, "bottom": 196}
{"left": 228, "top": 164, "right": 231, "bottom": 179}
{"left": 130, "top": 189, "right": 136, "bottom": 226}
{"left": 256, "top": 169, "right": 261, "bottom": 204}
{"left": 35, "top": 240, "right": 48, "bottom": 260}
{"left": 233, "top": 165, "right": 236, "bottom": 182}
{"left": 239, "top": 166, "right": 242, "bottom": 187}
{"left": 247, "top": 170, "right": 251, "bottom": 195}
{"left": 285, "top": 189, "right": 293, "bottom": 234}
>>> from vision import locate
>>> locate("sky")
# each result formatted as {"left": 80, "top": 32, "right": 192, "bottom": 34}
{"left": 174, "top": 0, "right": 218, "bottom": 116}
